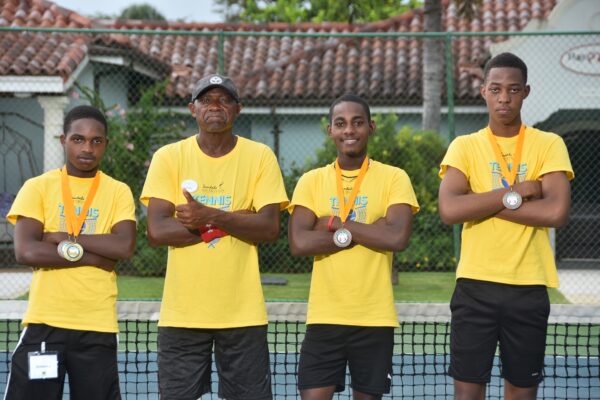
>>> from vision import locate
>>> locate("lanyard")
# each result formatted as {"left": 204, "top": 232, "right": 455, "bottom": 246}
{"left": 60, "top": 167, "right": 101, "bottom": 239}
{"left": 486, "top": 125, "right": 526, "bottom": 187}
{"left": 334, "top": 157, "right": 369, "bottom": 224}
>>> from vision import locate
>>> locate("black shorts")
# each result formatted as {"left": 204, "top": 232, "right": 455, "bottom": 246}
{"left": 157, "top": 325, "right": 272, "bottom": 400}
{"left": 298, "top": 324, "right": 394, "bottom": 395}
{"left": 448, "top": 278, "right": 550, "bottom": 387}
{"left": 4, "top": 324, "right": 120, "bottom": 400}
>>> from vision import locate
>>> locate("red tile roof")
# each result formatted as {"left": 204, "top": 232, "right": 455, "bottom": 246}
{"left": 0, "top": 0, "right": 559, "bottom": 104}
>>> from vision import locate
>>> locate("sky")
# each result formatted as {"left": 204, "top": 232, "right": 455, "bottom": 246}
{"left": 56, "top": 0, "right": 223, "bottom": 23}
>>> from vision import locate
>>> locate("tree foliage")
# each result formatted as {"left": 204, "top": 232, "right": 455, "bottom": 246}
{"left": 119, "top": 3, "right": 166, "bottom": 21}
{"left": 214, "top": 0, "right": 421, "bottom": 23}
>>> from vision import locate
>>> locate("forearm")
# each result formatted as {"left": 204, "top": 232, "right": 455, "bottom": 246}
{"left": 289, "top": 229, "right": 344, "bottom": 256}
{"left": 147, "top": 217, "right": 203, "bottom": 247}
{"left": 439, "top": 189, "right": 509, "bottom": 224}
{"left": 342, "top": 219, "right": 410, "bottom": 252}
{"left": 46, "top": 232, "right": 134, "bottom": 260}
{"left": 15, "top": 241, "right": 115, "bottom": 271}
{"left": 495, "top": 197, "right": 569, "bottom": 227}
{"left": 211, "top": 209, "right": 280, "bottom": 243}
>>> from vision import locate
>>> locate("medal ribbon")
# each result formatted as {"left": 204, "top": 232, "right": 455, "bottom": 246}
{"left": 335, "top": 157, "right": 369, "bottom": 224}
{"left": 60, "top": 167, "right": 101, "bottom": 239}
{"left": 486, "top": 125, "right": 526, "bottom": 187}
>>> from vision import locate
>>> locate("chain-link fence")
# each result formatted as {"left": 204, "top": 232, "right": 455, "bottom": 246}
{"left": 0, "top": 28, "right": 598, "bottom": 302}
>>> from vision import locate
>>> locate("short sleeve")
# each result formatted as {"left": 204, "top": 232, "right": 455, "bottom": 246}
{"left": 140, "top": 146, "right": 178, "bottom": 207}
{"left": 288, "top": 172, "right": 315, "bottom": 215}
{"left": 251, "top": 147, "right": 289, "bottom": 211}
{"left": 6, "top": 178, "right": 44, "bottom": 225}
{"left": 388, "top": 168, "right": 420, "bottom": 214}
{"left": 537, "top": 136, "right": 574, "bottom": 181}
{"left": 439, "top": 136, "right": 469, "bottom": 180}
{"left": 111, "top": 182, "right": 136, "bottom": 227}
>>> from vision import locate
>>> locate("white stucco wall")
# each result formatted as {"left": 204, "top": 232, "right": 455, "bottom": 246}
{"left": 491, "top": 0, "right": 600, "bottom": 126}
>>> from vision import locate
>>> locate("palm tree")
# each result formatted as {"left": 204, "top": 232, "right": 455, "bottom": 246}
{"left": 422, "top": 0, "right": 481, "bottom": 132}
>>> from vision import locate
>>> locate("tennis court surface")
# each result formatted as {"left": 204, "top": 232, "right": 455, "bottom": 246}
{"left": 0, "top": 302, "right": 598, "bottom": 399}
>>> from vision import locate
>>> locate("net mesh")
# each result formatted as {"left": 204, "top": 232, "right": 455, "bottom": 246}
{"left": 0, "top": 302, "right": 598, "bottom": 399}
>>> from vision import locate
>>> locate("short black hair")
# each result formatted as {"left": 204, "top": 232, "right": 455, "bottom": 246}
{"left": 63, "top": 105, "right": 108, "bottom": 135}
{"left": 483, "top": 52, "right": 528, "bottom": 84}
{"left": 328, "top": 94, "right": 371, "bottom": 124}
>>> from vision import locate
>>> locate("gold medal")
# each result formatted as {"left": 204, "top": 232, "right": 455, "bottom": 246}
{"left": 63, "top": 242, "right": 84, "bottom": 262}
{"left": 57, "top": 240, "right": 71, "bottom": 258}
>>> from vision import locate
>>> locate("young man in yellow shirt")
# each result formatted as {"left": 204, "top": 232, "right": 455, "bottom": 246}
{"left": 141, "top": 74, "right": 288, "bottom": 400}
{"left": 4, "top": 105, "right": 136, "bottom": 399}
{"left": 289, "top": 94, "right": 419, "bottom": 400}
{"left": 439, "top": 52, "right": 573, "bottom": 400}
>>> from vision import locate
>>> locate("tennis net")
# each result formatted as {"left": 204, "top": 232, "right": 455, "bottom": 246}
{"left": 0, "top": 301, "right": 598, "bottom": 399}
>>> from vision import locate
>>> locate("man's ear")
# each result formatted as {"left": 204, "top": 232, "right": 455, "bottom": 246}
{"left": 523, "top": 84, "right": 531, "bottom": 100}
{"left": 188, "top": 102, "right": 196, "bottom": 115}
{"left": 326, "top": 124, "right": 333, "bottom": 138}
{"left": 59, "top": 133, "right": 66, "bottom": 145}
{"left": 369, "top": 120, "right": 376, "bottom": 135}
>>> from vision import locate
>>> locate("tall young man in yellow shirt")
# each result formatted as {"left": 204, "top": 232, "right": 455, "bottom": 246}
{"left": 289, "top": 94, "right": 419, "bottom": 400}
{"left": 4, "top": 105, "right": 136, "bottom": 399}
{"left": 439, "top": 52, "right": 573, "bottom": 400}
{"left": 140, "top": 74, "right": 288, "bottom": 400}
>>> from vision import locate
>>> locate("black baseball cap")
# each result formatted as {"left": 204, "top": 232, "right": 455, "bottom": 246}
{"left": 191, "top": 74, "right": 240, "bottom": 103}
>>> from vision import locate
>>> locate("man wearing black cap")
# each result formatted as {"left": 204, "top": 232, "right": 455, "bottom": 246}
{"left": 141, "top": 74, "right": 289, "bottom": 400}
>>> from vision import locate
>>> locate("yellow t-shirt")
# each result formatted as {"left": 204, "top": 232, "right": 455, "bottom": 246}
{"left": 140, "top": 135, "right": 289, "bottom": 328}
{"left": 7, "top": 169, "right": 136, "bottom": 333}
{"left": 439, "top": 126, "right": 574, "bottom": 287}
{"left": 290, "top": 160, "right": 419, "bottom": 327}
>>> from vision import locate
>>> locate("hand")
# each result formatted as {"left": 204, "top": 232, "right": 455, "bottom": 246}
{"left": 314, "top": 216, "right": 339, "bottom": 232}
{"left": 514, "top": 180, "right": 542, "bottom": 201}
{"left": 42, "top": 231, "right": 68, "bottom": 244}
{"left": 175, "top": 190, "right": 220, "bottom": 230}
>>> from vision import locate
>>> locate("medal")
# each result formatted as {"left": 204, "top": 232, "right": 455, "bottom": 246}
{"left": 502, "top": 190, "right": 522, "bottom": 210}
{"left": 332, "top": 157, "right": 369, "bottom": 248}
{"left": 486, "top": 125, "right": 526, "bottom": 210}
{"left": 57, "top": 239, "right": 70, "bottom": 258}
{"left": 63, "top": 242, "right": 84, "bottom": 262}
{"left": 60, "top": 167, "right": 100, "bottom": 262}
{"left": 333, "top": 228, "right": 352, "bottom": 248}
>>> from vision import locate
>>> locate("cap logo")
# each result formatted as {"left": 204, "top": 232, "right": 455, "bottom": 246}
{"left": 209, "top": 76, "right": 223, "bottom": 84}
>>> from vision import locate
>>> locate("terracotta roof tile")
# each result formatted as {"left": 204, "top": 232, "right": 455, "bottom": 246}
{"left": 0, "top": 0, "right": 558, "bottom": 104}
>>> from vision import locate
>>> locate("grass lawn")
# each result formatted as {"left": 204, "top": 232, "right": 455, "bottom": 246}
{"left": 117, "top": 272, "right": 570, "bottom": 303}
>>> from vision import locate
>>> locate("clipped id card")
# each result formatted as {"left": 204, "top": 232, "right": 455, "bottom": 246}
{"left": 28, "top": 350, "right": 58, "bottom": 380}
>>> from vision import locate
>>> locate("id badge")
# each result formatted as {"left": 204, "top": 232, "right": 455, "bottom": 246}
{"left": 28, "top": 351, "right": 58, "bottom": 380}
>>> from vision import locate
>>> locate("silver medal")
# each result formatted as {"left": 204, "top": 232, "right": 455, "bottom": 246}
{"left": 333, "top": 228, "right": 352, "bottom": 248}
{"left": 502, "top": 191, "right": 522, "bottom": 210}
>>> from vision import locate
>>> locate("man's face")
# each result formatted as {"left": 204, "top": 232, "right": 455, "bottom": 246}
{"left": 481, "top": 67, "right": 530, "bottom": 126}
{"left": 327, "top": 101, "right": 374, "bottom": 158}
{"left": 60, "top": 118, "right": 107, "bottom": 177}
{"left": 188, "top": 87, "right": 241, "bottom": 134}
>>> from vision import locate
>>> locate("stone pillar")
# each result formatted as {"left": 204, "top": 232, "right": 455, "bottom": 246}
{"left": 37, "top": 96, "right": 69, "bottom": 172}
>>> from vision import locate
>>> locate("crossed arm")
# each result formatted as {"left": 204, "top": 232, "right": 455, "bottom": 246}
{"left": 14, "top": 217, "right": 136, "bottom": 272}
{"left": 288, "top": 203, "right": 413, "bottom": 257}
{"left": 438, "top": 166, "right": 571, "bottom": 227}
{"left": 146, "top": 190, "right": 282, "bottom": 247}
